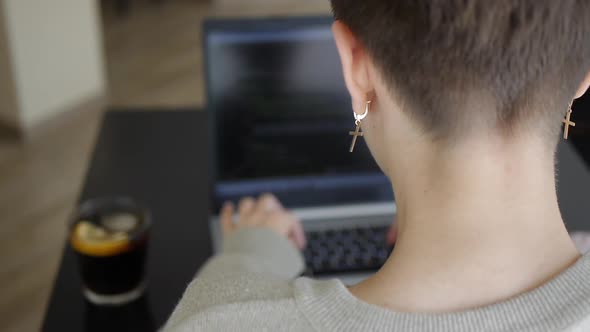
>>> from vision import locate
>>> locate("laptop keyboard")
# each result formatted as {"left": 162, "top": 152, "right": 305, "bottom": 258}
{"left": 303, "top": 226, "right": 393, "bottom": 276}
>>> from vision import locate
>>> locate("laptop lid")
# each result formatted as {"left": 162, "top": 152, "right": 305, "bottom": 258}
{"left": 203, "top": 17, "right": 394, "bottom": 211}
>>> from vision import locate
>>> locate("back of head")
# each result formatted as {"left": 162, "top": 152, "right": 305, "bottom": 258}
{"left": 331, "top": 0, "right": 590, "bottom": 142}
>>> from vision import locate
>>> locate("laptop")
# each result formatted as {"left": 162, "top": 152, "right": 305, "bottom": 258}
{"left": 203, "top": 16, "right": 396, "bottom": 284}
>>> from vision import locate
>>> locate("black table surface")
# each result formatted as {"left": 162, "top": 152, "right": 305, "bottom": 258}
{"left": 42, "top": 110, "right": 212, "bottom": 332}
{"left": 41, "top": 107, "right": 590, "bottom": 332}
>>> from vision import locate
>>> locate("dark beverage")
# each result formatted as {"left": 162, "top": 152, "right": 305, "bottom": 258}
{"left": 70, "top": 197, "right": 150, "bottom": 305}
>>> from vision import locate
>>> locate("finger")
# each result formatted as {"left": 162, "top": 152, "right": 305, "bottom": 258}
{"left": 238, "top": 197, "right": 256, "bottom": 220}
{"left": 256, "top": 193, "right": 282, "bottom": 213}
{"left": 387, "top": 220, "right": 398, "bottom": 246}
{"left": 248, "top": 194, "right": 282, "bottom": 226}
{"left": 220, "top": 202, "right": 235, "bottom": 235}
{"left": 289, "top": 216, "right": 306, "bottom": 250}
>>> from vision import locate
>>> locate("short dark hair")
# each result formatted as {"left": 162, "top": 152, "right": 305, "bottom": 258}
{"left": 331, "top": 0, "right": 590, "bottom": 141}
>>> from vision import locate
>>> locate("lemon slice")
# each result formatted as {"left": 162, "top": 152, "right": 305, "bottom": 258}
{"left": 70, "top": 221, "right": 132, "bottom": 257}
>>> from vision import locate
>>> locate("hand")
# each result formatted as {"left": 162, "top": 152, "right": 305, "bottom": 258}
{"left": 220, "top": 194, "right": 306, "bottom": 250}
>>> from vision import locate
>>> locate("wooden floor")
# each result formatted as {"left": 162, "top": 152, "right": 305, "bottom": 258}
{"left": 0, "top": 1, "right": 329, "bottom": 331}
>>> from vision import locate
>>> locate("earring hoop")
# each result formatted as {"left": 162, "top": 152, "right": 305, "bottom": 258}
{"left": 354, "top": 100, "right": 371, "bottom": 123}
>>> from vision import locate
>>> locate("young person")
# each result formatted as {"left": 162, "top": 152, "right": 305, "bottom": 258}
{"left": 164, "top": 1, "right": 590, "bottom": 330}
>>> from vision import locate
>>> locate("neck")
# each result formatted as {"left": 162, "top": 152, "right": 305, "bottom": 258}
{"left": 352, "top": 135, "right": 580, "bottom": 313}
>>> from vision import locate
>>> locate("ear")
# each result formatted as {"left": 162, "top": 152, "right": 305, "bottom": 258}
{"left": 332, "top": 21, "right": 374, "bottom": 105}
{"left": 575, "top": 71, "right": 590, "bottom": 99}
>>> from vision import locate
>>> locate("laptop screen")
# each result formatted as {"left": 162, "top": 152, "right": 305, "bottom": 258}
{"left": 204, "top": 17, "right": 393, "bottom": 209}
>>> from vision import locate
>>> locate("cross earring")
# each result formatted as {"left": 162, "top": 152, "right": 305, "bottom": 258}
{"left": 563, "top": 102, "right": 576, "bottom": 140}
{"left": 349, "top": 99, "right": 371, "bottom": 153}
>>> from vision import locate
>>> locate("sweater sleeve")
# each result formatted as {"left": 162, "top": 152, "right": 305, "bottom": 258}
{"left": 162, "top": 228, "right": 305, "bottom": 331}
{"left": 198, "top": 227, "right": 305, "bottom": 280}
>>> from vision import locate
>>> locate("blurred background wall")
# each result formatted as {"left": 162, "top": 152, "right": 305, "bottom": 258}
{"left": 0, "top": 0, "right": 106, "bottom": 133}
{"left": 0, "top": 3, "right": 20, "bottom": 130}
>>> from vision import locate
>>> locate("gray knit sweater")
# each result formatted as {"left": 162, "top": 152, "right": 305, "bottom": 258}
{"left": 164, "top": 228, "right": 590, "bottom": 331}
